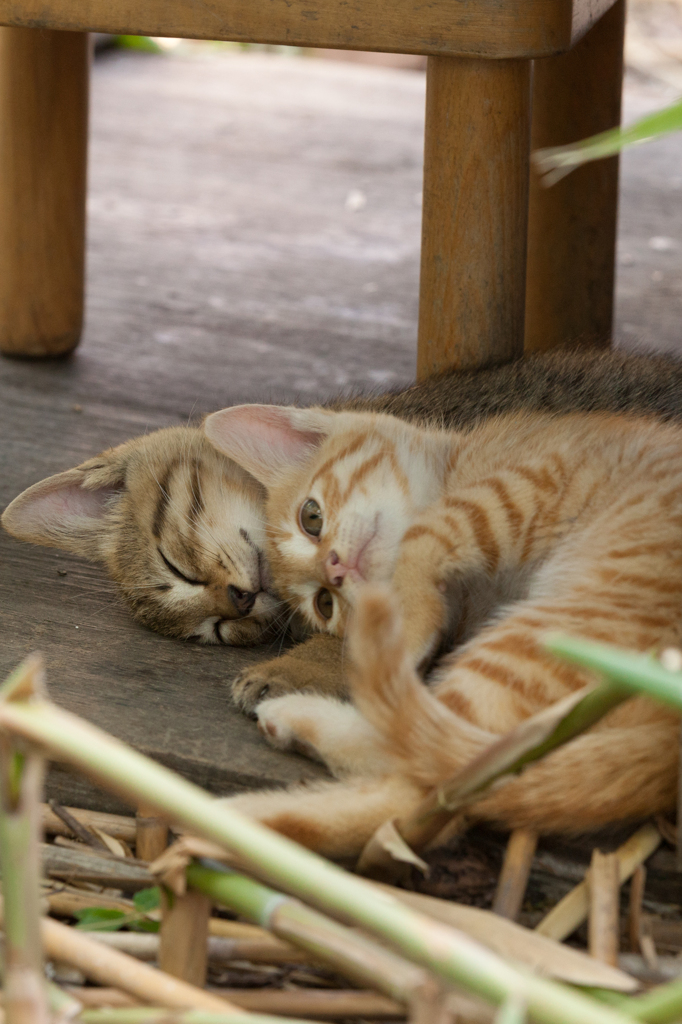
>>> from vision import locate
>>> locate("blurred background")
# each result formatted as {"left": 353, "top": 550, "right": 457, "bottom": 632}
{"left": 3, "top": 0, "right": 682, "bottom": 430}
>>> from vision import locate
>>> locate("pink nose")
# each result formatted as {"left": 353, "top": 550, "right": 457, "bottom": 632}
{"left": 325, "top": 550, "right": 348, "bottom": 587}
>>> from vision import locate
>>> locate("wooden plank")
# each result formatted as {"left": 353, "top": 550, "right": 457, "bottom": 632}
{"left": 0, "top": 532, "right": 327, "bottom": 806}
{"left": 524, "top": 0, "right": 624, "bottom": 354}
{"left": 417, "top": 56, "right": 531, "bottom": 377}
{"left": 0, "top": 0, "right": 607, "bottom": 59}
{"left": 0, "top": 27, "right": 88, "bottom": 356}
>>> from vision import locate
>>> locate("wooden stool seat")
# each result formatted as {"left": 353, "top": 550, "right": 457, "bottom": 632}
{"left": 0, "top": 0, "right": 624, "bottom": 371}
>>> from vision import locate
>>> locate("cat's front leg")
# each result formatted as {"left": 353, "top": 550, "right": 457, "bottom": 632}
{"left": 256, "top": 693, "right": 395, "bottom": 778}
{"left": 231, "top": 633, "right": 348, "bottom": 714}
{"left": 390, "top": 502, "right": 495, "bottom": 665}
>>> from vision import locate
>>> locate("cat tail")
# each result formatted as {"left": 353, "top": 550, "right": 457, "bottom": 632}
{"left": 348, "top": 587, "right": 678, "bottom": 832}
{"left": 347, "top": 585, "right": 496, "bottom": 787}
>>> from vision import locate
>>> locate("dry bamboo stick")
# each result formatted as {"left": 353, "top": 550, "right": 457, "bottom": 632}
{"left": 217, "top": 989, "right": 411, "bottom": 1019}
{"left": 186, "top": 862, "right": 439, "bottom": 1008}
{"left": 136, "top": 804, "right": 169, "bottom": 863}
{"left": 159, "top": 889, "right": 212, "bottom": 985}
{"left": 76, "top": 1011, "right": 322, "bottom": 1024}
{"left": 627, "top": 865, "right": 646, "bottom": 953}
{"left": 64, "top": 988, "right": 413, "bottom": 1020}
{"left": 49, "top": 800, "right": 111, "bottom": 853}
{"left": 221, "top": 988, "right": 492, "bottom": 1021}
{"left": 38, "top": 914, "right": 243, "bottom": 1013}
{"left": 86, "top": 932, "right": 310, "bottom": 965}
{"left": 0, "top": 721, "right": 49, "bottom": 1024}
{"left": 0, "top": 662, "right": 638, "bottom": 1024}
{"left": 41, "top": 842, "right": 153, "bottom": 890}
{"left": 46, "top": 888, "right": 135, "bottom": 917}
{"left": 536, "top": 823, "right": 660, "bottom": 941}
{"left": 63, "top": 989, "right": 140, "bottom": 1009}
{"left": 42, "top": 804, "right": 137, "bottom": 844}
{"left": 45, "top": 888, "right": 271, "bottom": 944}
{"left": 588, "top": 850, "right": 620, "bottom": 967}
{"left": 207, "top": 920, "right": 274, "bottom": 942}
{"left": 492, "top": 829, "right": 538, "bottom": 921}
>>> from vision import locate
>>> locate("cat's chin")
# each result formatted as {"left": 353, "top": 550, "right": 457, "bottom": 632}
{"left": 192, "top": 595, "right": 285, "bottom": 646}
{"left": 215, "top": 618, "right": 275, "bottom": 646}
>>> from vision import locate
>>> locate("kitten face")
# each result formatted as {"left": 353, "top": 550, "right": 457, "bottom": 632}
{"left": 204, "top": 406, "right": 447, "bottom": 635}
{"left": 2, "top": 426, "right": 283, "bottom": 645}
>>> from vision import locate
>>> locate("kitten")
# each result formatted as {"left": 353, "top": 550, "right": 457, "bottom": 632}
{"left": 203, "top": 404, "right": 682, "bottom": 856}
{"left": 2, "top": 427, "right": 282, "bottom": 645}
{"left": 6, "top": 348, "right": 682, "bottom": 686}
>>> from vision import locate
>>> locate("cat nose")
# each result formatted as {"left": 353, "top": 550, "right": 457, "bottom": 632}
{"left": 228, "top": 585, "right": 257, "bottom": 616}
{"left": 325, "top": 551, "right": 347, "bottom": 587}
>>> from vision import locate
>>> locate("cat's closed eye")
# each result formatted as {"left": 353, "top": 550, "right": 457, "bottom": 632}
{"left": 300, "top": 498, "right": 323, "bottom": 538}
{"left": 314, "top": 587, "right": 334, "bottom": 620}
{"left": 158, "top": 548, "right": 206, "bottom": 587}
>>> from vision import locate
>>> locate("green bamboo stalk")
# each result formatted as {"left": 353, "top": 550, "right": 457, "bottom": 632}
{"left": 186, "top": 860, "right": 435, "bottom": 1007}
{"left": 0, "top": 659, "right": 49, "bottom": 1024}
{"left": 533, "top": 98, "right": 682, "bottom": 185}
{"left": 495, "top": 997, "right": 527, "bottom": 1024}
{"left": 544, "top": 636, "right": 682, "bottom": 711}
{"left": 590, "top": 979, "right": 682, "bottom": 1024}
{"left": 0, "top": 659, "right": 637, "bottom": 1024}
{"left": 79, "top": 1011, "right": 318, "bottom": 1024}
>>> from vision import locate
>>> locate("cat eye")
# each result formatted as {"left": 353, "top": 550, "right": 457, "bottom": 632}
{"left": 158, "top": 549, "right": 205, "bottom": 586}
{"left": 300, "top": 498, "right": 323, "bottom": 538}
{"left": 314, "top": 588, "right": 334, "bottom": 620}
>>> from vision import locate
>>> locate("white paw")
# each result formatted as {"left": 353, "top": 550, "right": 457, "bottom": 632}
{"left": 256, "top": 696, "right": 301, "bottom": 750}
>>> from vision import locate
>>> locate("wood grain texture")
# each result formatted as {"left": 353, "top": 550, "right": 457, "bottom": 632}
{"left": 0, "top": 28, "right": 88, "bottom": 356}
{"left": 524, "top": 0, "right": 625, "bottom": 354}
{"left": 0, "top": 0, "right": 619, "bottom": 59}
{"left": 571, "top": 0, "right": 621, "bottom": 44}
{"left": 417, "top": 56, "right": 531, "bottom": 377}
{"left": 0, "top": 401, "right": 327, "bottom": 811}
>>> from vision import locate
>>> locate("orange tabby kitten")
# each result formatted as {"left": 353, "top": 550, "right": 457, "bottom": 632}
{"left": 203, "top": 405, "right": 682, "bottom": 857}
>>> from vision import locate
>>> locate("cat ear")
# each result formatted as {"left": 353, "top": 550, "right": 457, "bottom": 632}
{"left": 2, "top": 458, "right": 126, "bottom": 560}
{"left": 204, "top": 405, "right": 334, "bottom": 487}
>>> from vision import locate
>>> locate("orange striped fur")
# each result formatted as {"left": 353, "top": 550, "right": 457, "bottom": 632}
{"left": 206, "top": 404, "right": 682, "bottom": 855}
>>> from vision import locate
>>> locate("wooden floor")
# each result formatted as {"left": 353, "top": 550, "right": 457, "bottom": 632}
{"left": 1, "top": 45, "right": 681, "bottom": 811}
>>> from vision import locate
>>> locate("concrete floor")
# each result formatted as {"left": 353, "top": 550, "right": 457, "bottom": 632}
{"left": 1, "top": 30, "right": 681, "bottom": 807}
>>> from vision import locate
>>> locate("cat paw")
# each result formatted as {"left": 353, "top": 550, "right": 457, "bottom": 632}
{"left": 255, "top": 696, "right": 322, "bottom": 762}
{"left": 231, "top": 663, "right": 309, "bottom": 716}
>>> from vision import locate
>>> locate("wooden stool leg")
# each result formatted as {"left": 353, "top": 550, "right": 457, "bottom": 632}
{"left": 417, "top": 56, "right": 531, "bottom": 378}
{"left": 524, "top": 0, "right": 625, "bottom": 353}
{"left": 0, "top": 28, "right": 89, "bottom": 358}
